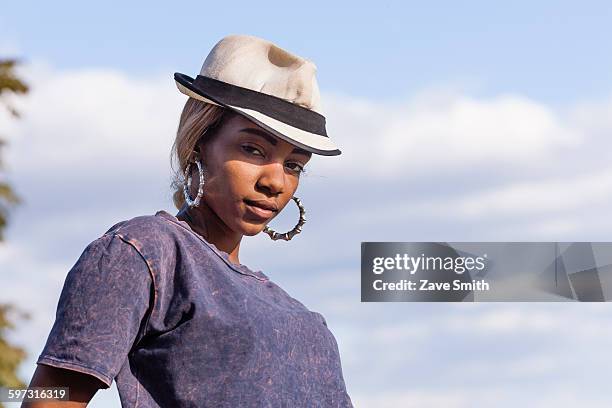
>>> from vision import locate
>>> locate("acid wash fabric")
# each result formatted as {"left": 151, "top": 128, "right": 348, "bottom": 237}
{"left": 37, "top": 209, "right": 354, "bottom": 408}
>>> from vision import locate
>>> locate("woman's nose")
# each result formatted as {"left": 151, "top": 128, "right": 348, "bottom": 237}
{"left": 256, "top": 161, "right": 285, "bottom": 196}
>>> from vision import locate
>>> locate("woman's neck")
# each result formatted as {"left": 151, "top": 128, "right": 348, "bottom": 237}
{"left": 176, "top": 202, "right": 243, "bottom": 265}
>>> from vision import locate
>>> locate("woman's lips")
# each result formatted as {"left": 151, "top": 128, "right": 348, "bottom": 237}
{"left": 244, "top": 199, "right": 276, "bottom": 220}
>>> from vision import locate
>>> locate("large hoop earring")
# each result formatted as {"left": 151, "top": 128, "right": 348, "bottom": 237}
{"left": 183, "top": 158, "right": 205, "bottom": 208}
{"left": 262, "top": 196, "right": 306, "bottom": 241}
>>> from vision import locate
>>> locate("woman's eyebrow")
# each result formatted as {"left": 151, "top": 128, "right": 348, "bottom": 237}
{"left": 239, "top": 127, "right": 312, "bottom": 157}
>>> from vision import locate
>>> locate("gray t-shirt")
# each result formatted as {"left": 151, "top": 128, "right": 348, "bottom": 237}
{"left": 37, "top": 209, "right": 354, "bottom": 407}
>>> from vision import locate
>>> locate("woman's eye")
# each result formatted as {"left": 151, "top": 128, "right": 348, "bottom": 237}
{"left": 242, "top": 145, "right": 264, "bottom": 157}
{"left": 242, "top": 145, "right": 304, "bottom": 174}
{"left": 286, "top": 162, "right": 306, "bottom": 174}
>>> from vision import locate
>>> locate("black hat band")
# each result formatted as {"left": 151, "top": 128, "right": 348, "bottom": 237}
{"left": 187, "top": 75, "right": 328, "bottom": 137}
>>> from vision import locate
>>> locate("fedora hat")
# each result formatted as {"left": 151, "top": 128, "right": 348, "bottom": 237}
{"left": 174, "top": 34, "right": 341, "bottom": 156}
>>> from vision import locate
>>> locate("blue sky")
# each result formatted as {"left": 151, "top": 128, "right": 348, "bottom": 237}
{"left": 3, "top": 1, "right": 612, "bottom": 103}
{"left": 2, "top": 1, "right": 612, "bottom": 407}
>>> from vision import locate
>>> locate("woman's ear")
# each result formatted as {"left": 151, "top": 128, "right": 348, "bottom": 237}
{"left": 190, "top": 148, "right": 200, "bottom": 163}
{"left": 194, "top": 138, "right": 205, "bottom": 159}
{"left": 197, "top": 142, "right": 206, "bottom": 161}
{"left": 195, "top": 141, "right": 210, "bottom": 171}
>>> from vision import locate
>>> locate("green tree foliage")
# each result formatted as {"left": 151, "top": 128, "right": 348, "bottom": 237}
{"left": 0, "top": 305, "right": 30, "bottom": 385}
{"left": 0, "top": 59, "right": 30, "bottom": 407}
{"left": 0, "top": 59, "right": 27, "bottom": 241}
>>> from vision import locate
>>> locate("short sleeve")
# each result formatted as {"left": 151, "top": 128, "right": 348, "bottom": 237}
{"left": 36, "top": 233, "right": 154, "bottom": 388}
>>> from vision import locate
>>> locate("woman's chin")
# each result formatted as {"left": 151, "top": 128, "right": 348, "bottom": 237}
{"left": 239, "top": 221, "right": 268, "bottom": 236}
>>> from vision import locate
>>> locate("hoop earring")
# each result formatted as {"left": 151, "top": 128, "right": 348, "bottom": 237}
{"left": 262, "top": 196, "right": 306, "bottom": 241}
{"left": 183, "top": 158, "right": 205, "bottom": 208}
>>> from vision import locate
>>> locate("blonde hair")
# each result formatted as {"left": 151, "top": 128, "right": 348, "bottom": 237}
{"left": 169, "top": 98, "right": 226, "bottom": 210}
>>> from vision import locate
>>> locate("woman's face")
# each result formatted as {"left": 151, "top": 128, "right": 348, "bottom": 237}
{"left": 197, "top": 112, "right": 312, "bottom": 236}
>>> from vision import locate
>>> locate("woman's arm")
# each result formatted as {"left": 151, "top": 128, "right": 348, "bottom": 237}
{"left": 30, "top": 232, "right": 155, "bottom": 407}
{"left": 20, "top": 364, "right": 105, "bottom": 408}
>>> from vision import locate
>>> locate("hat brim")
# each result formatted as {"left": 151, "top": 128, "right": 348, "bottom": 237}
{"left": 174, "top": 73, "right": 341, "bottom": 156}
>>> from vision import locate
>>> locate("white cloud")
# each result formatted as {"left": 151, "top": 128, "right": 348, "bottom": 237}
{"left": 352, "top": 389, "right": 471, "bottom": 408}
{"left": 330, "top": 165, "right": 612, "bottom": 240}
{"left": 351, "top": 386, "right": 612, "bottom": 408}
{"left": 341, "top": 303, "right": 612, "bottom": 406}
{"left": 318, "top": 91, "right": 584, "bottom": 179}
{"left": 570, "top": 97, "right": 612, "bottom": 135}
{"left": 3, "top": 64, "right": 184, "bottom": 176}
{"left": 452, "top": 168, "right": 612, "bottom": 218}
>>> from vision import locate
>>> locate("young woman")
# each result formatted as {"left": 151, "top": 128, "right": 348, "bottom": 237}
{"left": 24, "top": 34, "right": 353, "bottom": 407}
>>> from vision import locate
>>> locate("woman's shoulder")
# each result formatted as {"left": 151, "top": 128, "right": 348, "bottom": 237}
{"left": 102, "top": 210, "right": 176, "bottom": 235}
{"left": 100, "top": 210, "right": 186, "bottom": 254}
{"left": 94, "top": 210, "right": 208, "bottom": 284}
